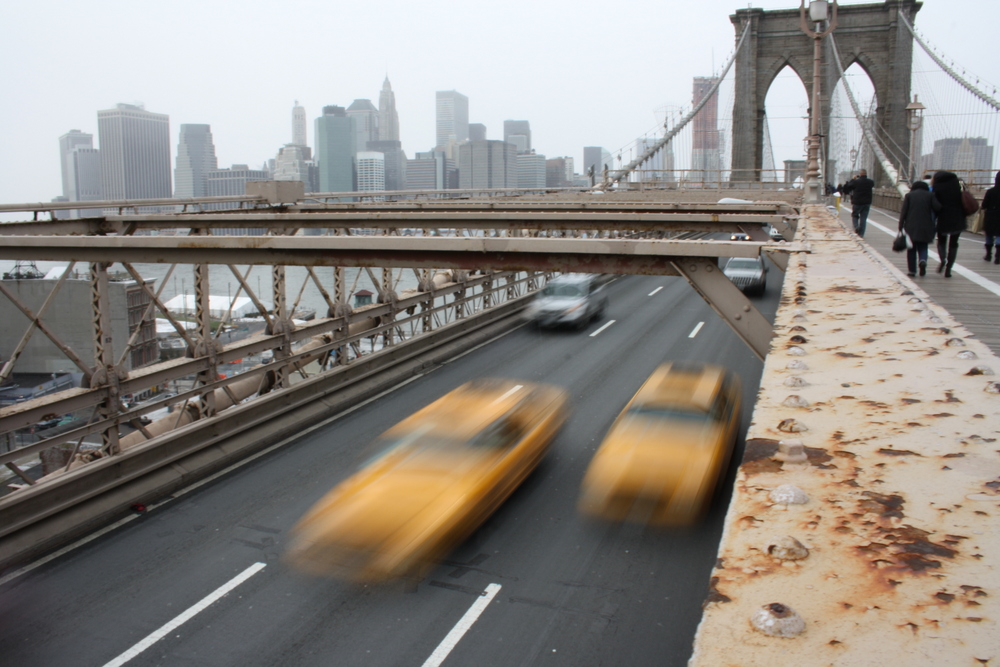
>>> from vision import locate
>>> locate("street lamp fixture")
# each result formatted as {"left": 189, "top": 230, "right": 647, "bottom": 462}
{"left": 905, "top": 95, "right": 926, "bottom": 184}
{"left": 800, "top": 1, "right": 838, "bottom": 203}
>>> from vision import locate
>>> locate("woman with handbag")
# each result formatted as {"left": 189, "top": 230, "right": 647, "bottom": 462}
{"left": 898, "top": 180, "right": 940, "bottom": 276}
{"left": 931, "top": 170, "right": 966, "bottom": 277}
{"left": 981, "top": 171, "right": 1000, "bottom": 263}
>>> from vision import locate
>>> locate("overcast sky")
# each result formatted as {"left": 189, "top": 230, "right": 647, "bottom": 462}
{"left": 2, "top": 0, "right": 997, "bottom": 208}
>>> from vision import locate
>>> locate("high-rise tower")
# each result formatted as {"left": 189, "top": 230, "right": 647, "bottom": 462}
{"left": 173, "top": 124, "right": 218, "bottom": 198}
{"left": 378, "top": 77, "right": 399, "bottom": 142}
{"left": 691, "top": 77, "right": 721, "bottom": 184}
{"left": 436, "top": 91, "right": 469, "bottom": 150}
{"left": 292, "top": 100, "right": 308, "bottom": 147}
{"left": 347, "top": 100, "right": 379, "bottom": 155}
{"left": 58, "top": 130, "right": 103, "bottom": 216}
{"left": 97, "top": 103, "right": 172, "bottom": 200}
{"left": 503, "top": 120, "right": 531, "bottom": 154}
{"left": 315, "top": 105, "right": 355, "bottom": 193}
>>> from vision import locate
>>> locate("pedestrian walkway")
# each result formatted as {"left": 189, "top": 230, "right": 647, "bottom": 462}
{"left": 836, "top": 204, "right": 1000, "bottom": 355}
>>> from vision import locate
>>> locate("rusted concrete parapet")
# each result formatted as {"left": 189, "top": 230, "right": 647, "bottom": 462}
{"left": 690, "top": 205, "right": 1000, "bottom": 665}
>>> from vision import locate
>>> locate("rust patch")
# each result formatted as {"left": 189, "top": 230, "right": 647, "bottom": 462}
{"left": 878, "top": 448, "right": 921, "bottom": 457}
{"left": 942, "top": 453, "right": 966, "bottom": 458}
{"left": 833, "top": 450, "right": 857, "bottom": 459}
{"left": 859, "top": 492, "right": 905, "bottom": 519}
{"left": 942, "top": 391, "right": 961, "bottom": 403}
{"left": 901, "top": 398, "right": 921, "bottom": 404}
{"left": 789, "top": 335, "right": 808, "bottom": 344}
{"left": 985, "top": 480, "right": 1000, "bottom": 490}
{"left": 836, "top": 352, "right": 862, "bottom": 358}
{"left": 826, "top": 285, "right": 881, "bottom": 294}
{"left": 934, "top": 592, "right": 955, "bottom": 603}
{"left": 927, "top": 413, "right": 955, "bottom": 418}
{"left": 806, "top": 446, "right": 834, "bottom": 467}
{"left": 861, "top": 400, "right": 890, "bottom": 409}
{"left": 740, "top": 439, "right": 782, "bottom": 474}
{"left": 905, "top": 422, "right": 923, "bottom": 427}
{"left": 703, "top": 576, "right": 731, "bottom": 607}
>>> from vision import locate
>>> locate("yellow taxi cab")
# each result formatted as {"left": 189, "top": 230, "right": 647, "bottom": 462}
{"left": 285, "top": 378, "right": 569, "bottom": 582}
{"left": 578, "top": 362, "right": 741, "bottom": 525}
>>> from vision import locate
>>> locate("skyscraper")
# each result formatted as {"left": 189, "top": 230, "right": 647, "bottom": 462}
{"left": 516, "top": 152, "right": 546, "bottom": 188}
{"left": 406, "top": 150, "right": 456, "bottom": 190}
{"left": 347, "top": 99, "right": 379, "bottom": 155}
{"left": 315, "top": 105, "right": 355, "bottom": 192}
{"left": 366, "top": 140, "right": 405, "bottom": 191}
{"left": 458, "top": 140, "right": 516, "bottom": 189}
{"left": 356, "top": 152, "right": 386, "bottom": 200}
{"left": 58, "top": 130, "right": 103, "bottom": 216}
{"left": 503, "top": 120, "right": 531, "bottom": 154}
{"left": 97, "top": 103, "right": 172, "bottom": 200}
{"left": 469, "top": 123, "right": 487, "bottom": 142}
{"left": 292, "top": 100, "right": 308, "bottom": 147}
{"left": 436, "top": 91, "right": 469, "bottom": 150}
{"left": 378, "top": 77, "right": 399, "bottom": 142}
{"left": 173, "top": 124, "right": 218, "bottom": 198}
{"left": 206, "top": 164, "right": 269, "bottom": 220}
{"left": 691, "top": 77, "right": 721, "bottom": 184}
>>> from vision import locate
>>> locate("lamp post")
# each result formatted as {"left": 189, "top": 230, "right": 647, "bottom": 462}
{"left": 905, "top": 95, "right": 926, "bottom": 184}
{"left": 800, "top": 1, "right": 838, "bottom": 203}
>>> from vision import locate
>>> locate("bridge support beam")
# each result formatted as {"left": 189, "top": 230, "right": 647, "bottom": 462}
{"left": 671, "top": 257, "right": 773, "bottom": 360}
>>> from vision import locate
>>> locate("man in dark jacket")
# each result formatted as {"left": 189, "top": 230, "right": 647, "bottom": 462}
{"left": 843, "top": 169, "right": 875, "bottom": 237}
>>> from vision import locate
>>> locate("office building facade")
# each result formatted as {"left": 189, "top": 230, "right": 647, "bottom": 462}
{"left": 504, "top": 120, "right": 531, "bottom": 154}
{"left": 174, "top": 124, "right": 218, "bottom": 198}
{"left": 315, "top": 106, "right": 355, "bottom": 192}
{"left": 458, "top": 140, "right": 516, "bottom": 189}
{"left": 436, "top": 90, "right": 469, "bottom": 149}
{"left": 58, "top": 130, "right": 103, "bottom": 217}
{"left": 97, "top": 103, "right": 172, "bottom": 200}
{"left": 517, "top": 152, "right": 546, "bottom": 188}
{"left": 356, "top": 152, "right": 386, "bottom": 200}
{"left": 692, "top": 77, "right": 722, "bottom": 184}
{"left": 378, "top": 77, "right": 400, "bottom": 142}
{"left": 347, "top": 99, "right": 379, "bottom": 155}
{"left": 366, "top": 140, "right": 405, "bottom": 191}
{"left": 292, "top": 100, "right": 308, "bottom": 147}
{"left": 406, "top": 150, "right": 456, "bottom": 190}
{"left": 469, "top": 123, "right": 487, "bottom": 142}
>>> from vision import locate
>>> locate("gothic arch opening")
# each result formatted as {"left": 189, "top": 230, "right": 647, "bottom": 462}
{"left": 763, "top": 64, "right": 810, "bottom": 185}
{"left": 829, "top": 62, "right": 877, "bottom": 187}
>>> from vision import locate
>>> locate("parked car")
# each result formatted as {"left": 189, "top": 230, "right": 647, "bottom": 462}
{"left": 578, "top": 362, "right": 742, "bottom": 525}
{"left": 286, "top": 378, "right": 569, "bottom": 582}
{"left": 524, "top": 274, "right": 608, "bottom": 329}
{"left": 723, "top": 256, "right": 768, "bottom": 296}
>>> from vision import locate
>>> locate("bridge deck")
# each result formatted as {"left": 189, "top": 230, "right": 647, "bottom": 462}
{"left": 690, "top": 205, "right": 1000, "bottom": 665}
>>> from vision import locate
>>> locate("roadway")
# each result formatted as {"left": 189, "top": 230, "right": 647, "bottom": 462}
{"left": 0, "top": 269, "right": 780, "bottom": 667}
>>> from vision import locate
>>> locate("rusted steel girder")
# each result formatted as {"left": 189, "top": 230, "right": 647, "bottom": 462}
{"left": 672, "top": 258, "right": 773, "bottom": 360}
{"left": 0, "top": 235, "right": 795, "bottom": 274}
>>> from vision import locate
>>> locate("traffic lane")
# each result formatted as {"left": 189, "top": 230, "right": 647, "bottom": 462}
{"left": 0, "top": 274, "right": 772, "bottom": 666}
{"left": 421, "top": 282, "right": 768, "bottom": 666}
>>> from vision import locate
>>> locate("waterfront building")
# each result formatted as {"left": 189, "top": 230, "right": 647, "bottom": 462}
{"left": 405, "top": 150, "right": 455, "bottom": 190}
{"left": 356, "top": 152, "right": 386, "bottom": 200}
{"left": 97, "top": 103, "right": 172, "bottom": 200}
{"left": 366, "top": 140, "right": 405, "bottom": 191}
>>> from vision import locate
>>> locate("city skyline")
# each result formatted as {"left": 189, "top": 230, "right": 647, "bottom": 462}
{"left": 2, "top": 0, "right": 998, "bottom": 209}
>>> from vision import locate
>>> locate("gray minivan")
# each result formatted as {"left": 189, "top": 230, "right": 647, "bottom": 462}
{"left": 524, "top": 274, "right": 609, "bottom": 329}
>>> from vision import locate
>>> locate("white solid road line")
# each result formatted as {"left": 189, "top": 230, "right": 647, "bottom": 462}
{"left": 589, "top": 320, "right": 616, "bottom": 337}
{"left": 421, "top": 583, "right": 502, "bottom": 667}
{"left": 864, "top": 210, "right": 1000, "bottom": 298}
{"left": 688, "top": 321, "right": 705, "bottom": 338}
{"left": 648, "top": 286, "right": 664, "bottom": 296}
{"left": 101, "top": 562, "right": 267, "bottom": 667}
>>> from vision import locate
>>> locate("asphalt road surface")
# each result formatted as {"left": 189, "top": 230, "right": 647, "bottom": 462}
{"left": 0, "top": 270, "right": 780, "bottom": 667}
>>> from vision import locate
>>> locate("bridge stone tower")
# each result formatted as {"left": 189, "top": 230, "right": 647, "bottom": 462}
{"left": 730, "top": 0, "right": 921, "bottom": 185}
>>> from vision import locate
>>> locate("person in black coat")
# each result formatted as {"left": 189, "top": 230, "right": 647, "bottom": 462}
{"left": 898, "top": 180, "right": 941, "bottom": 276}
{"left": 931, "top": 170, "right": 966, "bottom": 277}
{"left": 843, "top": 169, "right": 875, "bottom": 237}
{"left": 980, "top": 171, "right": 1000, "bottom": 264}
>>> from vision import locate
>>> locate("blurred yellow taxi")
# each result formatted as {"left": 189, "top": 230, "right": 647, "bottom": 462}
{"left": 286, "top": 378, "right": 568, "bottom": 582}
{"left": 578, "top": 362, "right": 741, "bottom": 525}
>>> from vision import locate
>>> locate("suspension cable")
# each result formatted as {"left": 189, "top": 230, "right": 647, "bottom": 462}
{"left": 599, "top": 20, "right": 751, "bottom": 189}
{"left": 828, "top": 35, "right": 908, "bottom": 197}
{"left": 899, "top": 11, "right": 1000, "bottom": 113}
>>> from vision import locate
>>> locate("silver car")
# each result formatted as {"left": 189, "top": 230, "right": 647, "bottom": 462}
{"left": 723, "top": 257, "right": 767, "bottom": 296}
{"left": 525, "top": 274, "right": 609, "bottom": 329}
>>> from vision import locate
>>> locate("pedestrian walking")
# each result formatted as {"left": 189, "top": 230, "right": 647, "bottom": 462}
{"left": 981, "top": 171, "right": 1000, "bottom": 264}
{"left": 843, "top": 169, "right": 875, "bottom": 237}
{"left": 897, "top": 180, "right": 940, "bottom": 277}
{"left": 931, "top": 170, "right": 966, "bottom": 277}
